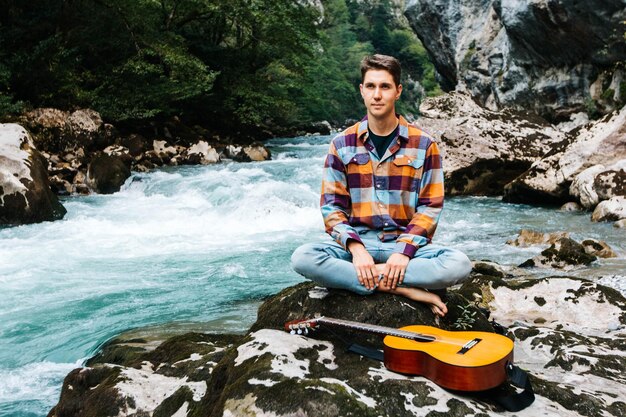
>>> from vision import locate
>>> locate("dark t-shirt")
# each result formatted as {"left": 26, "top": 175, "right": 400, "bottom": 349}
{"left": 368, "top": 125, "right": 398, "bottom": 159}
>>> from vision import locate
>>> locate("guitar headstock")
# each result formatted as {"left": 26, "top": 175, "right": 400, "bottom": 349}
{"left": 284, "top": 317, "right": 320, "bottom": 335}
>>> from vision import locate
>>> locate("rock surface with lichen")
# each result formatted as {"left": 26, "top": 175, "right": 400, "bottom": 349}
{"left": 0, "top": 123, "right": 67, "bottom": 225}
{"left": 416, "top": 92, "right": 566, "bottom": 196}
{"left": 503, "top": 106, "right": 626, "bottom": 206}
{"left": 49, "top": 273, "right": 626, "bottom": 417}
{"left": 404, "top": 0, "right": 626, "bottom": 121}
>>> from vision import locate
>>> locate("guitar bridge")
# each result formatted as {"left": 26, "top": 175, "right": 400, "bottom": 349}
{"left": 457, "top": 338, "right": 482, "bottom": 354}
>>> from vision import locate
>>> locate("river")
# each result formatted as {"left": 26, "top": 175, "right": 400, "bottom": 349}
{"left": 1, "top": 134, "right": 624, "bottom": 416}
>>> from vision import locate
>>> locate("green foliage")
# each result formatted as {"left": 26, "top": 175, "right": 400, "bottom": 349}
{"left": 0, "top": 63, "right": 23, "bottom": 116}
{"left": 0, "top": 0, "right": 440, "bottom": 130}
{"left": 454, "top": 304, "right": 477, "bottom": 330}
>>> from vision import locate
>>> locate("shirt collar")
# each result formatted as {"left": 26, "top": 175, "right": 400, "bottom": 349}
{"left": 357, "top": 114, "right": 410, "bottom": 143}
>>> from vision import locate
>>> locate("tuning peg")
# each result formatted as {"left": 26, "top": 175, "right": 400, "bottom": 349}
{"left": 297, "top": 329, "right": 302, "bottom": 334}
{"left": 304, "top": 328, "right": 309, "bottom": 335}
{"left": 290, "top": 330, "right": 296, "bottom": 335}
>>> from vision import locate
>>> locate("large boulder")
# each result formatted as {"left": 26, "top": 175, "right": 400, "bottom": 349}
{"left": 503, "top": 106, "right": 626, "bottom": 205}
{"left": 569, "top": 160, "right": 626, "bottom": 209}
{"left": 86, "top": 153, "right": 131, "bottom": 194}
{"left": 0, "top": 124, "right": 66, "bottom": 225}
{"left": 457, "top": 275, "right": 625, "bottom": 417}
{"left": 416, "top": 92, "right": 566, "bottom": 195}
{"left": 21, "top": 108, "right": 111, "bottom": 153}
{"left": 592, "top": 196, "right": 626, "bottom": 222}
{"left": 50, "top": 279, "right": 626, "bottom": 416}
{"left": 405, "top": 0, "right": 626, "bottom": 121}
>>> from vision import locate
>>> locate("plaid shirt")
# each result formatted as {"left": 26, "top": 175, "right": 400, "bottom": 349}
{"left": 321, "top": 115, "right": 444, "bottom": 257}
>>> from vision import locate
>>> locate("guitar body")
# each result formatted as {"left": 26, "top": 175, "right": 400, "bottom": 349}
{"left": 383, "top": 325, "right": 514, "bottom": 391}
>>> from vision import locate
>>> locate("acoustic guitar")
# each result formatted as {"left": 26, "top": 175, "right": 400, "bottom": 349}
{"left": 285, "top": 316, "right": 514, "bottom": 392}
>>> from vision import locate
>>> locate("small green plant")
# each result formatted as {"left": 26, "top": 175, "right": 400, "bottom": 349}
{"left": 454, "top": 304, "right": 477, "bottom": 330}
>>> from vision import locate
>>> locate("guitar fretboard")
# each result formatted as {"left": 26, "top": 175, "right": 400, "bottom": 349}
{"left": 317, "top": 317, "right": 435, "bottom": 342}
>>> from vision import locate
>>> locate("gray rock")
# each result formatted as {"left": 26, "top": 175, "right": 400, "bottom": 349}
{"left": 405, "top": 0, "right": 626, "bottom": 120}
{"left": 86, "top": 153, "right": 131, "bottom": 194}
{"left": 559, "top": 202, "right": 583, "bottom": 211}
{"left": 506, "top": 229, "right": 569, "bottom": 247}
{"left": 595, "top": 167, "right": 626, "bottom": 201}
{"left": 458, "top": 276, "right": 626, "bottom": 416}
{"left": 0, "top": 123, "right": 66, "bottom": 225}
{"left": 570, "top": 160, "right": 626, "bottom": 209}
{"left": 22, "top": 108, "right": 110, "bottom": 152}
{"left": 504, "top": 106, "right": 626, "bottom": 205}
{"left": 67, "top": 109, "right": 108, "bottom": 149}
{"left": 416, "top": 92, "right": 566, "bottom": 195}
{"left": 592, "top": 196, "right": 626, "bottom": 222}
{"left": 49, "top": 279, "right": 626, "bottom": 417}
{"left": 569, "top": 164, "right": 608, "bottom": 208}
{"left": 581, "top": 239, "right": 618, "bottom": 259}
{"left": 471, "top": 260, "right": 526, "bottom": 278}
{"left": 519, "top": 237, "right": 597, "bottom": 269}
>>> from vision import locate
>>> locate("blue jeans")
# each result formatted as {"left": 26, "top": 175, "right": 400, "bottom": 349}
{"left": 291, "top": 230, "right": 472, "bottom": 295}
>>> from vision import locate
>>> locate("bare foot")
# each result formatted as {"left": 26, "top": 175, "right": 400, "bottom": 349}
{"left": 374, "top": 264, "right": 447, "bottom": 317}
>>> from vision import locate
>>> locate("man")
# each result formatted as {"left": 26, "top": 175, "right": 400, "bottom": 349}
{"left": 291, "top": 54, "right": 471, "bottom": 316}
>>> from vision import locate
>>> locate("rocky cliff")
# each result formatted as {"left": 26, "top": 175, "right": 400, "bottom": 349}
{"left": 405, "top": 0, "right": 626, "bottom": 122}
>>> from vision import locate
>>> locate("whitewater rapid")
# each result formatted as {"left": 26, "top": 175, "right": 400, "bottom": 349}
{"left": 1, "top": 134, "right": 624, "bottom": 416}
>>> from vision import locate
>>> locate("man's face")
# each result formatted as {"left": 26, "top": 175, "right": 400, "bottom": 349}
{"left": 360, "top": 69, "right": 402, "bottom": 120}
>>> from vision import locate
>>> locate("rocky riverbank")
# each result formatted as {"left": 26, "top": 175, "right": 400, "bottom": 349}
{"left": 48, "top": 254, "right": 626, "bottom": 416}
{"left": 415, "top": 93, "right": 626, "bottom": 226}
{"left": 2, "top": 94, "right": 625, "bottom": 227}
{"left": 0, "top": 109, "right": 276, "bottom": 225}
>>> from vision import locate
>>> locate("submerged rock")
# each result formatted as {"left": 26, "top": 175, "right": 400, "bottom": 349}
{"left": 0, "top": 124, "right": 66, "bottom": 225}
{"left": 519, "top": 237, "right": 597, "bottom": 270}
{"left": 559, "top": 202, "right": 583, "bottom": 212}
{"left": 581, "top": 239, "right": 618, "bottom": 259}
{"left": 506, "top": 229, "right": 570, "bottom": 247}
{"left": 86, "top": 153, "right": 131, "bottom": 194}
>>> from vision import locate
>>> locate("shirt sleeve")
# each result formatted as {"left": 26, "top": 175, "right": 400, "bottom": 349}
{"left": 320, "top": 140, "right": 364, "bottom": 248}
{"left": 394, "top": 140, "right": 444, "bottom": 257}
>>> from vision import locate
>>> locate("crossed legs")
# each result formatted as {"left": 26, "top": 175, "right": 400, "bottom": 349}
{"left": 291, "top": 240, "right": 471, "bottom": 316}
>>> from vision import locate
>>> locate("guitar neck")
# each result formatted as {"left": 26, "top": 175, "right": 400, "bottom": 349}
{"left": 316, "top": 317, "right": 435, "bottom": 342}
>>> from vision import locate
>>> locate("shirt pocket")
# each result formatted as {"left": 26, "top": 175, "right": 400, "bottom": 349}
{"left": 392, "top": 155, "right": 424, "bottom": 192}
{"left": 342, "top": 152, "right": 372, "bottom": 189}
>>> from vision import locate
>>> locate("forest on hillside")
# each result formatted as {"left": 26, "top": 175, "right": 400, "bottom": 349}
{"left": 0, "top": 0, "right": 440, "bottom": 135}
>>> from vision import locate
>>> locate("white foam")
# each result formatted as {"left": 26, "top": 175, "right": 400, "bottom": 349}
{"left": 0, "top": 361, "right": 79, "bottom": 403}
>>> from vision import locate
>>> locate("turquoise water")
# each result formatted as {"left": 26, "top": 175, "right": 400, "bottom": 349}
{"left": 1, "top": 134, "right": 624, "bottom": 416}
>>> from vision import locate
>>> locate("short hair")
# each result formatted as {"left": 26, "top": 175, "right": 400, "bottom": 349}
{"left": 360, "top": 54, "right": 402, "bottom": 87}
